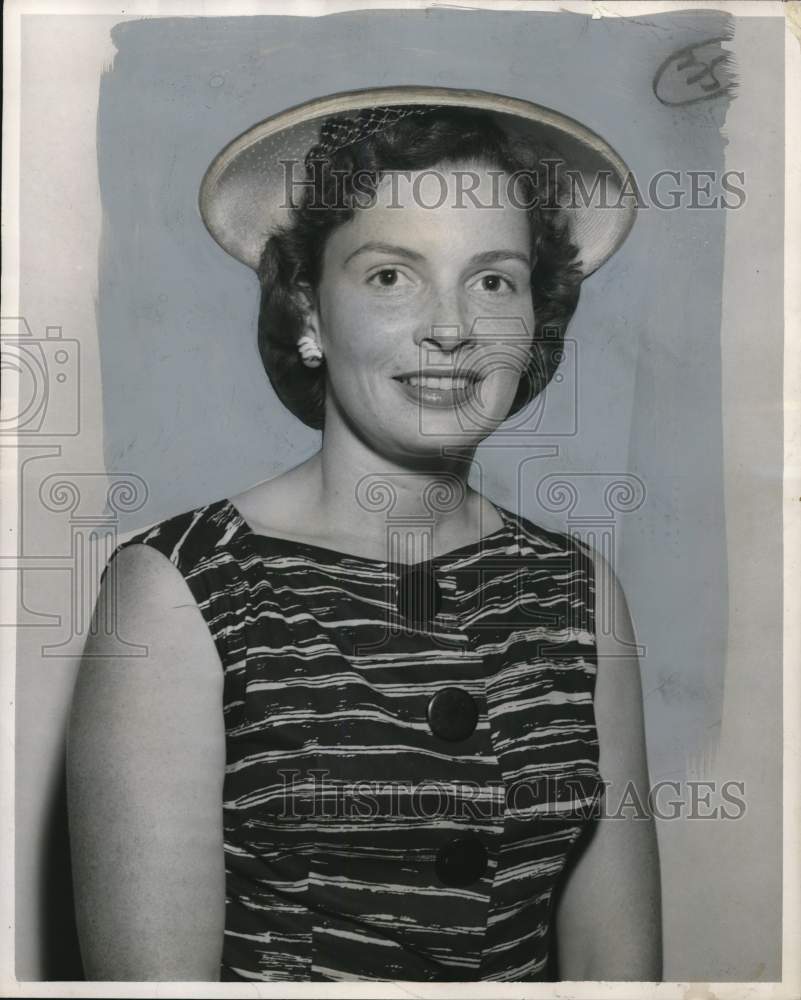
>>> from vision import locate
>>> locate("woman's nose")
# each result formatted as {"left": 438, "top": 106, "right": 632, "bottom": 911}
{"left": 414, "top": 291, "right": 473, "bottom": 351}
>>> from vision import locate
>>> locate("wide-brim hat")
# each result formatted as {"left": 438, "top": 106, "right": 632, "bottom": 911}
{"left": 199, "top": 86, "right": 635, "bottom": 278}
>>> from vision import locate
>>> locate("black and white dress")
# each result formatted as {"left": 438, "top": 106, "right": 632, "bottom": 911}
{"left": 103, "top": 496, "right": 602, "bottom": 981}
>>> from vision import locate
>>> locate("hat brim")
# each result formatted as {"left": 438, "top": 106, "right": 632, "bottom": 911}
{"left": 198, "top": 86, "right": 635, "bottom": 278}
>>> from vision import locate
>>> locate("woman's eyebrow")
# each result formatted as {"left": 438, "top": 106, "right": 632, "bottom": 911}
{"left": 343, "top": 244, "right": 532, "bottom": 268}
{"left": 344, "top": 242, "right": 426, "bottom": 265}
{"left": 469, "top": 250, "right": 532, "bottom": 268}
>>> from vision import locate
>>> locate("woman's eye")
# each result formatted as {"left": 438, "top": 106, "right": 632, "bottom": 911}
{"left": 475, "top": 273, "right": 514, "bottom": 293}
{"left": 368, "top": 268, "right": 407, "bottom": 288}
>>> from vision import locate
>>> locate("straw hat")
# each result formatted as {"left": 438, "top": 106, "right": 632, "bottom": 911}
{"left": 198, "top": 86, "right": 635, "bottom": 278}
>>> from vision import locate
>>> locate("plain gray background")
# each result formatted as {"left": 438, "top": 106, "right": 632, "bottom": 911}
{"left": 15, "top": 7, "right": 783, "bottom": 982}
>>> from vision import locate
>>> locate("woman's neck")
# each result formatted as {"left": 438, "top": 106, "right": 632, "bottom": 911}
{"left": 290, "top": 433, "right": 493, "bottom": 558}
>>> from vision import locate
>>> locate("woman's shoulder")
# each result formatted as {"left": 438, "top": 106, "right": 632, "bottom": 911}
{"left": 498, "top": 506, "right": 631, "bottom": 629}
{"left": 93, "top": 498, "right": 237, "bottom": 667}
{"left": 497, "top": 502, "right": 596, "bottom": 564}
{"left": 103, "top": 496, "right": 240, "bottom": 581}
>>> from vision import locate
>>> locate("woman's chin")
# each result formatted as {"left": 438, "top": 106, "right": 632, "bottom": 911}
{"left": 378, "top": 419, "right": 500, "bottom": 460}
{"left": 406, "top": 407, "right": 508, "bottom": 444}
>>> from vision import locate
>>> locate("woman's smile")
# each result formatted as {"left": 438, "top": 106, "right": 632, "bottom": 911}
{"left": 392, "top": 370, "right": 485, "bottom": 409}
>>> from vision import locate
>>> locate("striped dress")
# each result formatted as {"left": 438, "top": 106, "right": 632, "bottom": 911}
{"left": 105, "top": 495, "right": 602, "bottom": 981}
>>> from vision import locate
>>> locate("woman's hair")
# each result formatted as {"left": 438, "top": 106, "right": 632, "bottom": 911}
{"left": 257, "top": 105, "right": 583, "bottom": 430}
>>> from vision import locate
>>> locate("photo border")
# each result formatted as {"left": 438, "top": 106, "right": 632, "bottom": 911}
{"left": 1, "top": 1, "right": 797, "bottom": 997}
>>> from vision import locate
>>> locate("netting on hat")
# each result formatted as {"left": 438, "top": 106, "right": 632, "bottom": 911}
{"left": 315, "top": 105, "right": 440, "bottom": 158}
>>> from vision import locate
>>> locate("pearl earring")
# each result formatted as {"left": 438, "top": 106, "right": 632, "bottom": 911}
{"left": 297, "top": 334, "right": 323, "bottom": 368}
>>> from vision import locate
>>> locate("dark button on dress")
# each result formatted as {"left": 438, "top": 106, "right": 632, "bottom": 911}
{"left": 426, "top": 687, "right": 479, "bottom": 742}
{"left": 103, "top": 497, "right": 602, "bottom": 981}
{"left": 435, "top": 836, "right": 488, "bottom": 887}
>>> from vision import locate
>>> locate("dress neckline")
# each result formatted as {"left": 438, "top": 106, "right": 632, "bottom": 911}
{"left": 223, "top": 496, "right": 513, "bottom": 568}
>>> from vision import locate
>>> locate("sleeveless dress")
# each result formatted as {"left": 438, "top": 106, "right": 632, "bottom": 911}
{"left": 102, "top": 496, "right": 602, "bottom": 982}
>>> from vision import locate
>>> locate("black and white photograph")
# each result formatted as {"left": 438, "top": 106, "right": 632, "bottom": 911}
{"left": 1, "top": 0, "right": 798, "bottom": 994}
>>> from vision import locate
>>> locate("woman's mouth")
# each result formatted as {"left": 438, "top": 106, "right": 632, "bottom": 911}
{"left": 392, "top": 373, "right": 483, "bottom": 409}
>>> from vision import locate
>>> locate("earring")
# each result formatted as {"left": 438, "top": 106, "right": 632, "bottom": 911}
{"left": 297, "top": 334, "right": 323, "bottom": 368}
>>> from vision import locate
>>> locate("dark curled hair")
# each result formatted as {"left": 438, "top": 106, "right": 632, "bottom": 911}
{"left": 257, "top": 106, "right": 583, "bottom": 430}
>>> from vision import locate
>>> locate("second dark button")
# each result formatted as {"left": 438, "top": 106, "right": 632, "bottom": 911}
{"left": 426, "top": 686, "right": 478, "bottom": 742}
{"left": 435, "top": 836, "right": 488, "bottom": 887}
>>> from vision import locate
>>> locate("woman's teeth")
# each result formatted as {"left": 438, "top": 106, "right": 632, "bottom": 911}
{"left": 399, "top": 376, "right": 473, "bottom": 389}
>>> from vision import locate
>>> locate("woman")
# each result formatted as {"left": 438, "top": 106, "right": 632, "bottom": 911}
{"left": 67, "top": 88, "right": 661, "bottom": 982}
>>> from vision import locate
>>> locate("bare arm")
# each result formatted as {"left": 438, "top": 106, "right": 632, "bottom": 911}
{"left": 67, "top": 543, "right": 226, "bottom": 980}
{"left": 555, "top": 548, "right": 662, "bottom": 981}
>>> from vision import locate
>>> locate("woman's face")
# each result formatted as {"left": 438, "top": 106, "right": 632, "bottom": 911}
{"left": 310, "top": 160, "right": 535, "bottom": 460}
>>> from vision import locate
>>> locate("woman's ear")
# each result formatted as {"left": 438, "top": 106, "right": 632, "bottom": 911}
{"left": 293, "top": 283, "right": 324, "bottom": 368}
{"left": 295, "top": 283, "right": 322, "bottom": 345}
